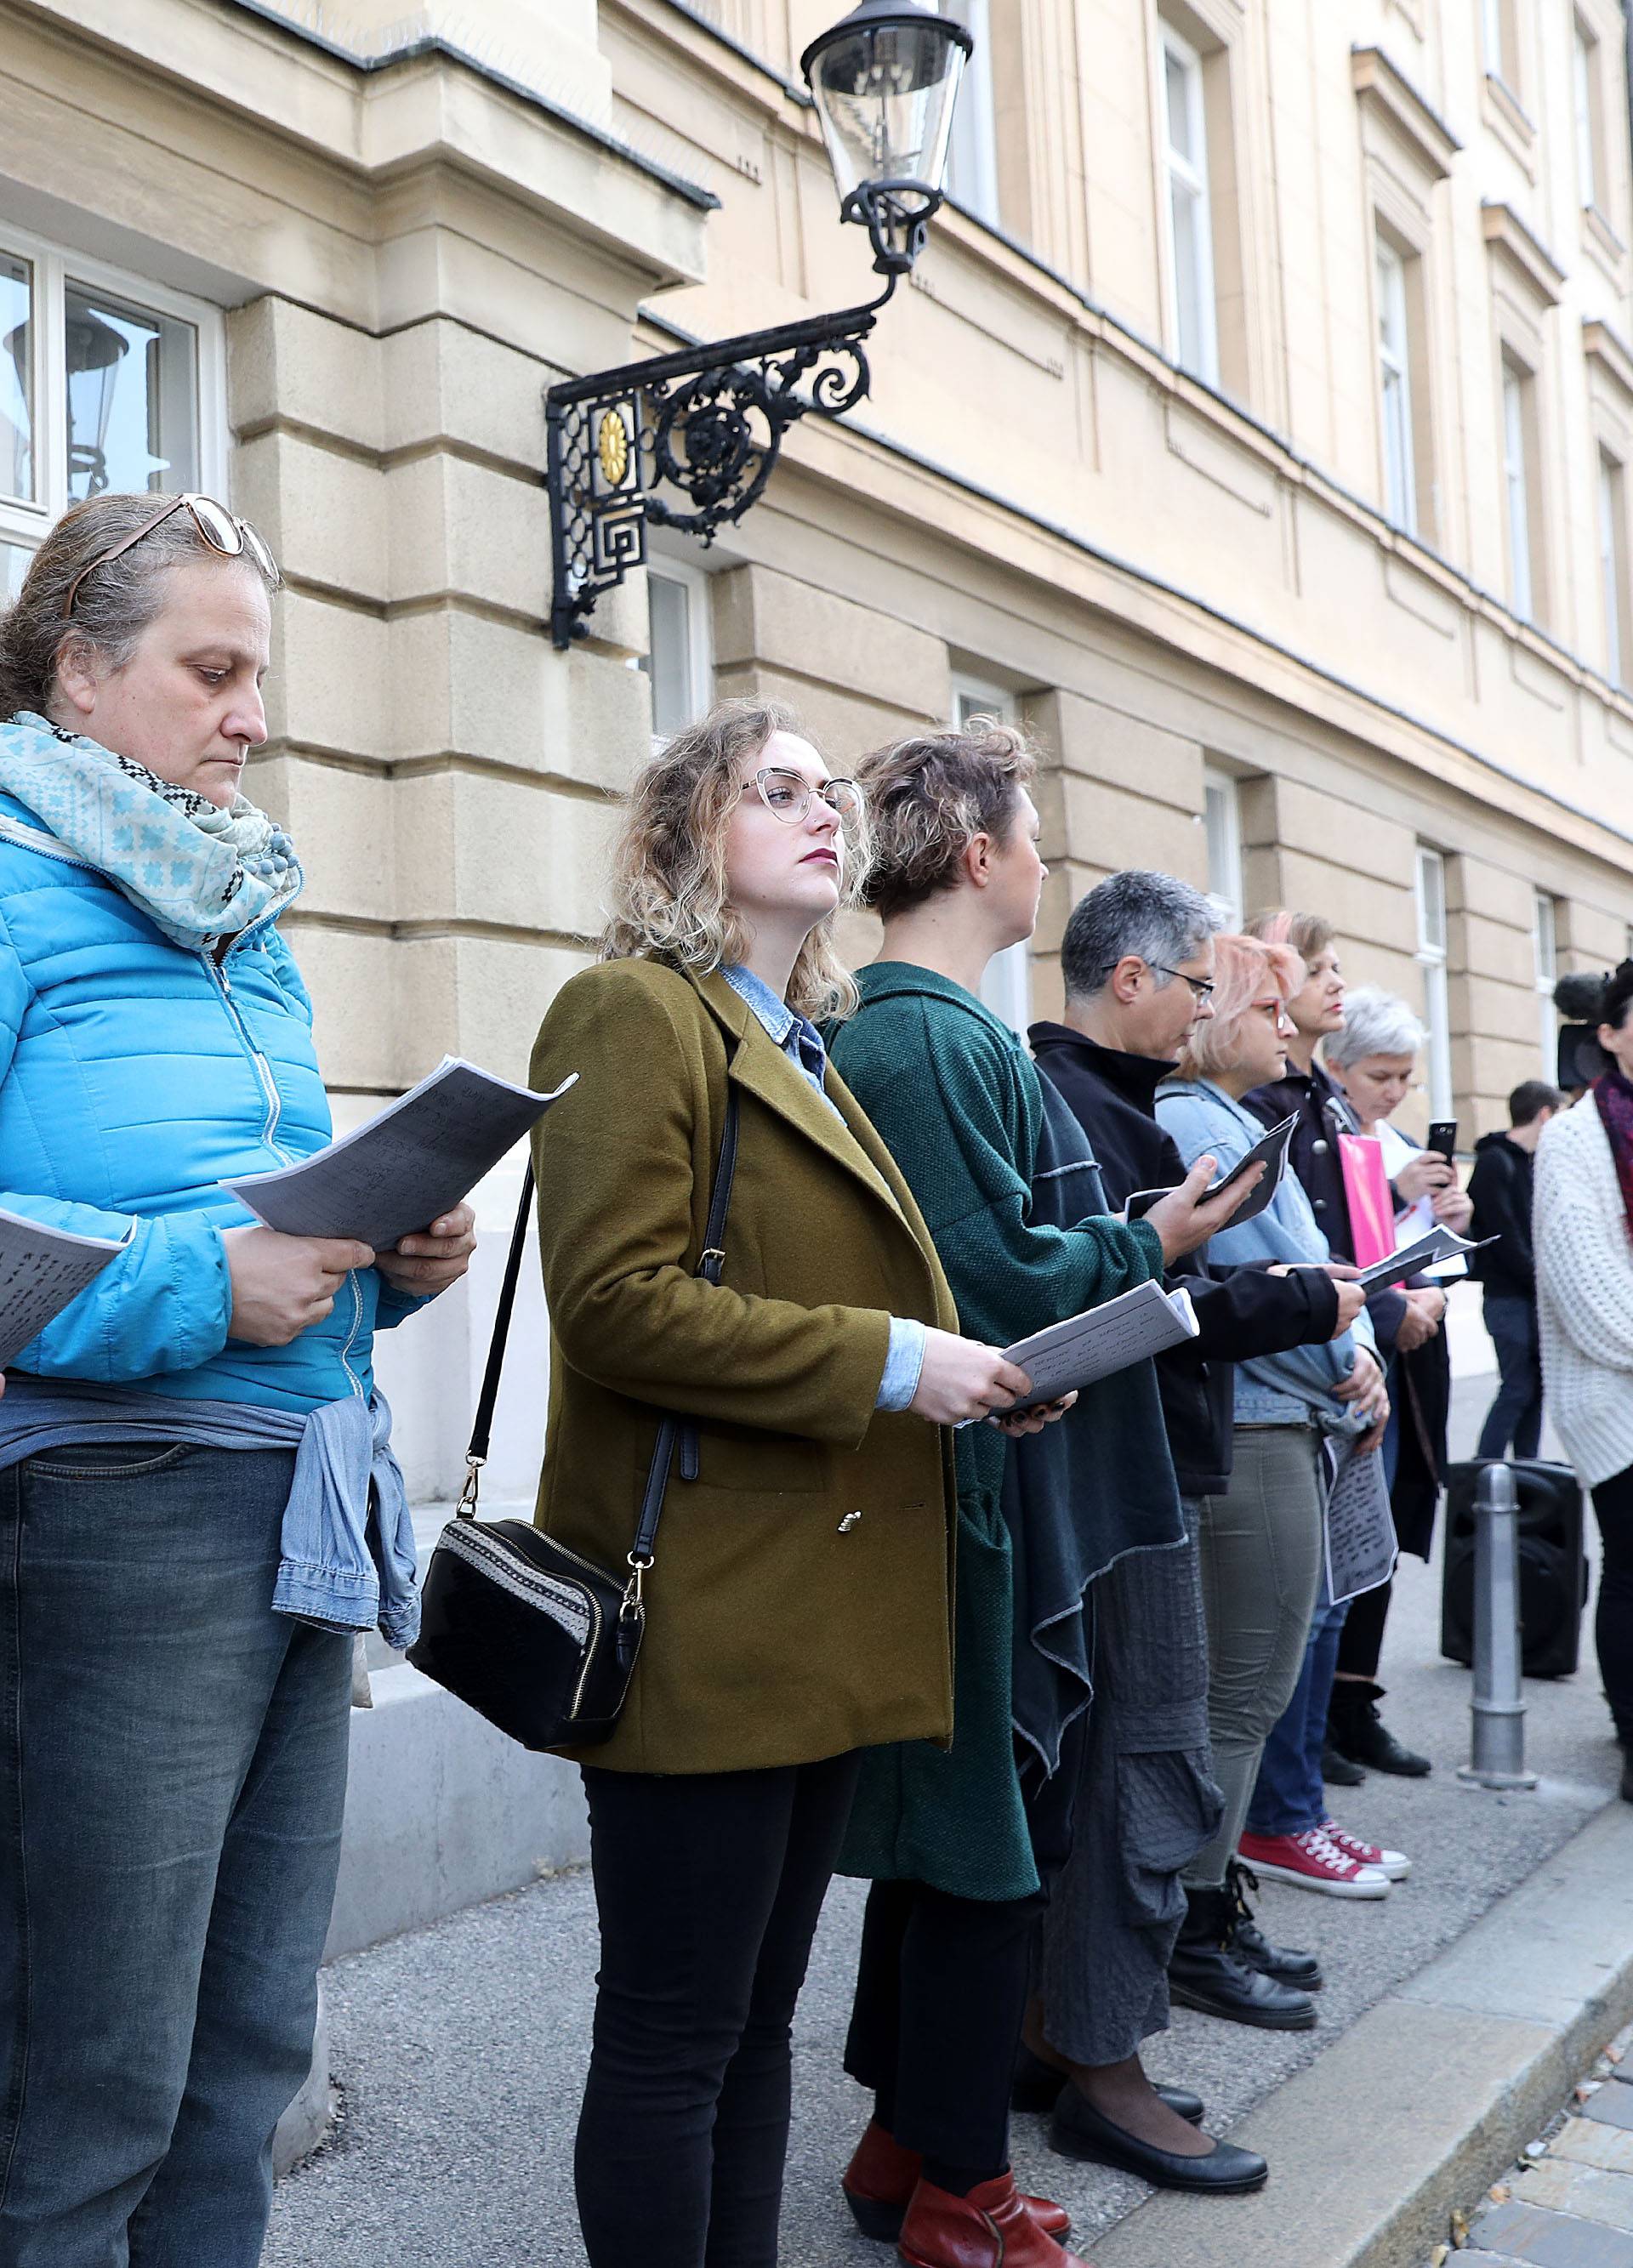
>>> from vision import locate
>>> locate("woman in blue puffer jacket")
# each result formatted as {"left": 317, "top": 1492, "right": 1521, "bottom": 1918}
{"left": 0, "top": 492, "right": 475, "bottom": 2268}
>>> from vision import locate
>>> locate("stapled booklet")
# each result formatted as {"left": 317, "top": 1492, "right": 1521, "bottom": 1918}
{"left": 0, "top": 1207, "right": 127, "bottom": 1367}
{"left": 1124, "top": 1112, "right": 1298, "bottom": 1232}
{"left": 225, "top": 1058, "right": 578, "bottom": 1250}
{"left": 997, "top": 1279, "right": 1200, "bottom": 1411}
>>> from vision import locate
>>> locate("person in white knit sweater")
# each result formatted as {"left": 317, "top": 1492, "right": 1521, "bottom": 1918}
{"left": 1534, "top": 958, "right": 1633, "bottom": 1799}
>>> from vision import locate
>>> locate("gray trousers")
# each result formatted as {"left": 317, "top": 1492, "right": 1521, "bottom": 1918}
{"left": 1184, "top": 1425, "right": 1326, "bottom": 1890}
{"left": 1039, "top": 1503, "right": 1222, "bottom": 2066}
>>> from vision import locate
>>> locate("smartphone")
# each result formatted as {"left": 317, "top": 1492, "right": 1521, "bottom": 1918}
{"left": 1427, "top": 1121, "right": 1459, "bottom": 1162}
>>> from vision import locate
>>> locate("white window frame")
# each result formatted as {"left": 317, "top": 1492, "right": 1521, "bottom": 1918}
{"left": 942, "top": 0, "right": 999, "bottom": 224}
{"left": 1600, "top": 446, "right": 1625, "bottom": 685}
{"left": 1415, "top": 845, "right": 1454, "bottom": 1123}
{"left": 1202, "top": 765, "right": 1243, "bottom": 925}
{"left": 0, "top": 219, "right": 226, "bottom": 570}
{"left": 1501, "top": 354, "right": 1534, "bottom": 622}
{"left": 1533, "top": 890, "right": 1559, "bottom": 1077}
{"left": 953, "top": 672, "right": 1031, "bottom": 1038}
{"left": 1158, "top": 21, "right": 1220, "bottom": 388}
{"left": 1574, "top": 16, "right": 1601, "bottom": 210}
{"left": 1482, "top": 0, "right": 1513, "bottom": 85}
{"left": 1376, "top": 236, "right": 1418, "bottom": 534}
{"left": 640, "top": 552, "right": 714, "bottom": 753}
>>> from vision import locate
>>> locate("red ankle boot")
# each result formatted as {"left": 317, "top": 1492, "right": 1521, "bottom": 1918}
{"left": 841, "top": 2125, "right": 1071, "bottom": 2245}
{"left": 896, "top": 2171, "right": 1092, "bottom": 2267}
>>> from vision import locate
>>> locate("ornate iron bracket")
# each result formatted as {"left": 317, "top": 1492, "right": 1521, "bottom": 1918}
{"left": 544, "top": 274, "right": 897, "bottom": 649}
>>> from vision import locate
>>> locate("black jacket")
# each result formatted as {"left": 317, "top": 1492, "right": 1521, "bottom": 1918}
{"left": 1030, "top": 1022, "right": 1341, "bottom": 1498}
{"left": 1466, "top": 1130, "right": 1537, "bottom": 1302}
{"left": 1243, "top": 1062, "right": 1408, "bottom": 1356}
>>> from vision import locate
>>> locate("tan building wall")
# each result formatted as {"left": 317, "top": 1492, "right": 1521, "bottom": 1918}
{"left": 4, "top": 0, "right": 1633, "bottom": 1486}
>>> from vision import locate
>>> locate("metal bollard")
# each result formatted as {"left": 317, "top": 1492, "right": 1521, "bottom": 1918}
{"left": 1456, "top": 1462, "right": 1539, "bottom": 1790}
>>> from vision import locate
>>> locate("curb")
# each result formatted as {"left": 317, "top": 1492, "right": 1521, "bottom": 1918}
{"left": 1090, "top": 1798, "right": 1633, "bottom": 2268}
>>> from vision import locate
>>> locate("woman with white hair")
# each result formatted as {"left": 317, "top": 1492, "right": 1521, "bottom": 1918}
{"left": 1319, "top": 988, "right": 1471, "bottom": 1778}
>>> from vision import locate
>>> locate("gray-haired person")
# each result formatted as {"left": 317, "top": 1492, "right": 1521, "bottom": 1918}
{"left": 1021, "top": 872, "right": 1363, "bottom": 2191}
{"left": 1319, "top": 988, "right": 1472, "bottom": 1777}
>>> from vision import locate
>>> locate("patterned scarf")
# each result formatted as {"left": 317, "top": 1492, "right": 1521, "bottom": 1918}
{"left": 1593, "top": 1066, "right": 1633, "bottom": 1243}
{"left": 0, "top": 713, "right": 301, "bottom": 950}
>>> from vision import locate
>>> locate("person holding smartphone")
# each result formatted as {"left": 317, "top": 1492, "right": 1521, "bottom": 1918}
{"left": 1320, "top": 989, "right": 1472, "bottom": 1781}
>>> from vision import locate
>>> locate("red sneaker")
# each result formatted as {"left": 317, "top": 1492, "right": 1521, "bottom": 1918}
{"left": 1322, "top": 1817, "right": 1411, "bottom": 1881}
{"left": 1237, "top": 1825, "right": 1391, "bottom": 1898}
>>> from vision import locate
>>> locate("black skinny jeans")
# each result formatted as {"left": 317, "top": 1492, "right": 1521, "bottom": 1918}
{"left": 843, "top": 1878, "right": 1050, "bottom": 2183}
{"left": 575, "top": 1751, "right": 862, "bottom": 2268}
{"left": 1590, "top": 1464, "right": 1633, "bottom": 1747}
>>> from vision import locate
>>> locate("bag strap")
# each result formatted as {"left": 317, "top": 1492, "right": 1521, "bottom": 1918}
{"left": 457, "top": 1089, "right": 743, "bottom": 1598}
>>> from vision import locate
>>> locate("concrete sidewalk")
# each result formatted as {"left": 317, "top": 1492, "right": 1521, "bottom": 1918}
{"left": 265, "top": 1378, "right": 1631, "bottom": 2268}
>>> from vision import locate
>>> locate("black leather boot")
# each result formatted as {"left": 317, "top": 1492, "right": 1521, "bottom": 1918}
{"left": 1226, "top": 1861, "right": 1323, "bottom": 1990}
{"left": 1168, "top": 1884, "right": 1317, "bottom": 2031}
{"left": 1320, "top": 1737, "right": 1366, "bottom": 1787}
{"left": 1328, "top": 1679, "right": 1431, "bottom": 1777}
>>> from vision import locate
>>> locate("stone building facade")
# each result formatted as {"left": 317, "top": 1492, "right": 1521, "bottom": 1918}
{"left": 3, "top": 0, "right": 1633, "bottom": 1494}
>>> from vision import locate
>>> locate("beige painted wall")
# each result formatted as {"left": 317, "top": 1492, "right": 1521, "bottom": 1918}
{"left": 7, "top": 0, "right": 1633, "bottom": 1484}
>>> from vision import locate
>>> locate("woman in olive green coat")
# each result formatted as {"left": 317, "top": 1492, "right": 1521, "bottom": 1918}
{"left": 527, "top": 699, "right": 1060, "bottom": 2268}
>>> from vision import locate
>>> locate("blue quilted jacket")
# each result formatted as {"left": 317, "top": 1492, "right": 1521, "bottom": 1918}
{"left": 0, "top": 782, "right": 414, "bottom": 1412}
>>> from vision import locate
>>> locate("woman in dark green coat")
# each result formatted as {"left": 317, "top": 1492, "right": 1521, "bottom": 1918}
{"left": 829, "top": 722, "right": 1249, "bottom": 2268}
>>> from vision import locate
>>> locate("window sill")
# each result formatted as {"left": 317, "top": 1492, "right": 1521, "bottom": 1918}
{"left": 1481, "top": 71, "right": 1538, "bottom": 179}
{"left": 1584, "top": 202, "right": 1629, "bottom": 283}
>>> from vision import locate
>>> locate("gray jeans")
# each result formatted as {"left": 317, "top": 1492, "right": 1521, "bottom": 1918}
{"left": 1184, "top": 1426, "right": 1325, "bottom": 1890}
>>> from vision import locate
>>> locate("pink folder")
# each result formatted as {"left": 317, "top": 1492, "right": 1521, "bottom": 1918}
{"left": 1338, "top": 1132, "right": 1394, "bottom": 1269}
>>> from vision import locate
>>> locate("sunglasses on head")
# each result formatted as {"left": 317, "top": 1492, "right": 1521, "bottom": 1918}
{"left": 62, "top": 493, "right": 280, "bottom": 619}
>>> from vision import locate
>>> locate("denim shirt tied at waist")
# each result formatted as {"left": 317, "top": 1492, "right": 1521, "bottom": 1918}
{"left": 0, "top": 1376, "right": 418, "bottom": 1648}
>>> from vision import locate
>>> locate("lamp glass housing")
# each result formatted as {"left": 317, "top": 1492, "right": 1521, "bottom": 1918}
{"left": 805, "top": 9, "right": 969, "bottom": 211}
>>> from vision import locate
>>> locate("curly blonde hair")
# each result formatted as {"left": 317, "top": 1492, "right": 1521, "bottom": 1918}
{"left": 856, "top": 717, "right": 1037, "bottom": 918}
{"left": 1177, "top": 934, "right": 1304, "bottom": 1082}
{"left": 600, "top": 696, "right": 868, "bottom": 1022}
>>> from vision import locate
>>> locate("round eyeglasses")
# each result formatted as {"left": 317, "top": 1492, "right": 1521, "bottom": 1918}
{"left": 62, "top": 493, "right": 282, "bottom": 618}
{"left": 747, "top": 766, "right": 864, "bottom": 827}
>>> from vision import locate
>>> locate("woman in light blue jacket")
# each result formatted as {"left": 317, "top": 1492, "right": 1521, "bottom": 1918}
{"left": 0, "top": 493, "right": 475, "bottom": 2267}
{"left": 1155, "top": 935, "right": 1390, "bottom": 1961}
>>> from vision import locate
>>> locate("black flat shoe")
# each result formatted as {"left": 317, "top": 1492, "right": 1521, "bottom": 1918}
{"left": 1321, "top": 1738, "right": 1367, "bottom": 1787}
{"left": 1048, "top": 2085, "right": 1268, "bottom": 2194}
{"left": 1012, "top": 2046, "right": 1203, "bottom": 2125}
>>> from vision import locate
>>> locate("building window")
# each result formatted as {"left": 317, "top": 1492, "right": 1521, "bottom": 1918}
{"left": 640, "top": 558, "right": 714, "bottom": 749}
{"left": 1158, "top": 21, "right": 1220, "bottom": 387}
{"left": 1574, "top": 17, "right": 1606, "bottom": 212}
{"left": 1482, "top": 0, "right": 1518, "bottom": 89}
{"left": 1203, "top": 766, "right": 1243, "bottom": 925}
{"left": 1376, "top": 236, "right": 1418, "bottom": 533}
{"left": 1414, "top": 845, "right": 1454, "bottom": 1122}
{"left": 1533, "top": 890, "right": 1560, "bottom": 1076}
{"left": 954, "top": 674, "right": 1031, "bottom": 1037}
{"left": 1599, "top": 447, "right": 1628, "bottom": 686}
{"left": 1500, "top": 353, "right": 1539, "bottom": 623}
{"left": 942, "top": 0, "right": 999, "bottom": 224}
{"left": 0, "top": 225, "right": 222, "bottom": 575}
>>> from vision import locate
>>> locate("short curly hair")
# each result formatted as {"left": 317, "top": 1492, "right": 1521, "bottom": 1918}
{"left": 856, "top": 717, "right": 1037, "bottom": 919}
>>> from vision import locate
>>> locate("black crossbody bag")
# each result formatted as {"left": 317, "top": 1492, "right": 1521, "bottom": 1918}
{"left": 406, "top": 1092, "right": 740, "bottom": 1752}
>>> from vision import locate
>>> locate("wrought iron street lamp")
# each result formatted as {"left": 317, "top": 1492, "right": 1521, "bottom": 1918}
{"left": 544, "top": 0, "right": 971, "bottom": 648}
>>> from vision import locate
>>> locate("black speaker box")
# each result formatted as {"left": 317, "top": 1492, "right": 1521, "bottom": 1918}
{"left": 1441, "top": 1458, "right": 1589, "bottom": 1680}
